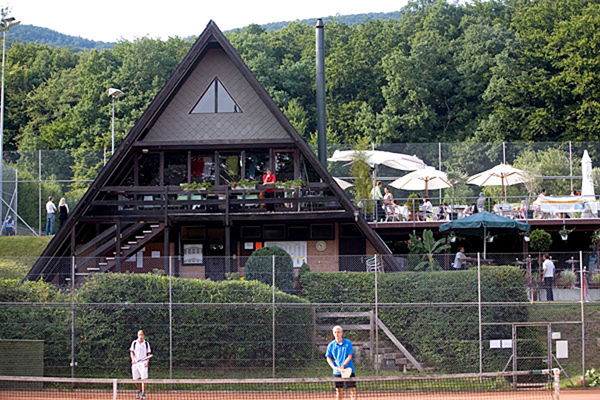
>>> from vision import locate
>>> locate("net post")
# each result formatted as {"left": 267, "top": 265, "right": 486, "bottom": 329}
{"left": 169, "top": 256, "right": 173, "bottom": 381}
{"left": 477, "top": 252, "right": 483, "bottom": 385}
{"left": 112, "top": 378, "right": 118, "bottom": 400}
{"left": 553, "top": 368, "right": 560, "bottom": 400}
{"left": 272, "top": 254, "right": 276, "bottom": 379}
{"left": 579, "top": 250, "right": 585, "bottom": 386}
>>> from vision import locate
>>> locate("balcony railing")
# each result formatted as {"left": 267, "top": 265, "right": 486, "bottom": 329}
{"left": 358, "top": 194, "right": 600, "bottom": 224}
{"left": 92, "top": 183, "right": 343, "bottom": 217}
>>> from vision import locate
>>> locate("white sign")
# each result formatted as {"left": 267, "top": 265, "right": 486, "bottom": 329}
{"left": 151, "top": 251, "right": 161, "bottom": 258}
{"left": 536, "top": 195, "right": 585, "bottom": 213}
{"left": 490, "top": 340, "right": 501, "bottom": 349}
{"left": 556, "top": 340, "right": 568, "bottom": 359}
{"left": 264, "top": 241, "right": 307, "bottom": 268}
{"left": 552, "top": 332, "right": 561, "bottom": 340}
{"left": 501, "top": 340, "right": 512, "bottom": 349}
{"left": 183, "top": 244, "right": 203, "bottom": 265}
{"left": 244, "top": 242, "right": 254, "bottom": 250}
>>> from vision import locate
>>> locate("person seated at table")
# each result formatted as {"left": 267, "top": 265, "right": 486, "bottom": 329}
{"left": 383, "top": 187, "right": 404, "bottom": 221}
{"left": 518, "top": 200, "right": 527, "bottom": 219}
{"left": 435, "top": 202, "right": 449, "bottom": 221}
{"left": 262, "top": 168, "right": 276, "bottom": 211}
{"left": 422, "top": 197, "right": 433, "bottom": 220}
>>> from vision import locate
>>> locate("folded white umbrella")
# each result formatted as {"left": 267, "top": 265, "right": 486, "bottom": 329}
{"left": 467, "top": 163, "right": 528, "bottom": 200}
{"left": 328, "top": 150, "right": 426, "bottom": 171}
{"left": 333, "top": 177, "right": 354, "bottom": 190}
{"left": 581, "top": 150, "right": 595, "bottom": 199}
{"left": 390, "top": 167, "right": 451, "bottom": 197}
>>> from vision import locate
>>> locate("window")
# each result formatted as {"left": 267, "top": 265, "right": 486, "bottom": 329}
{"left": 275, "top": 151, "right": 294, "bottom": 181}
{"left": 310, "top": 224, "right": 334, "bottom": 240}
{"left": 219, "top": 154, "right": 241, "bottom": 186}
{"left": 164, "top": 153, "right": 187, "bottom": 186}
{"left": 190, "top": 152, "right": 215, "bottom": 183}
{"left": 240, "top": 226, "right": 261, "bottom": 239}
{"left": 191, "top": 78, "right": 241, "bottom": 114}
{"left": 138, "top": 153, "right": 160, "bottom": 186}
{"left": 263, "top": 225, "right": 285, "bottom": 240}
{"left": 245, "top": 151, "right": 269, "bottom": 181}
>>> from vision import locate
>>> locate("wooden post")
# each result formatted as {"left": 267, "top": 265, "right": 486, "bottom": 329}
{"left": 115, "top": 221, "right": 121, "bottom": 273}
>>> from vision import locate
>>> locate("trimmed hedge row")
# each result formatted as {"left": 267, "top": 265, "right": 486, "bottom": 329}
{"left": 301, "top": 267, "right": 533, "bottom": 372}
{"left": 0, "top": 279, "right": 71, "bottom": 370}
{"left": 0, "top": 274, "right": 312, "bottom": 375}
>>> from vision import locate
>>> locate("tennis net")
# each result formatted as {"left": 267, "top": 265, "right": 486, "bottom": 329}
{"left": 0, "top": 369, "right": 559, "bottom": 399}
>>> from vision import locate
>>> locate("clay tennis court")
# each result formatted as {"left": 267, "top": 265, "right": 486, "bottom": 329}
{"left": 1, "top": 389, "right": 598, "bottom": 399}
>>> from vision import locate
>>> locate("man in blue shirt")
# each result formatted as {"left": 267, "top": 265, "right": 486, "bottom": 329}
{"left": 326, "top": 325, "right": 356, "bottom": 400}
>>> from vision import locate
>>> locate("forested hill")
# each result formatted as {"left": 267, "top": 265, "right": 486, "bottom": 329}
{"left": 11, "top": 24, "right": 115, "bottom": 50}
{"left": 3, "top": 0, "right": 600, "bottom": 159}
{"left": 259, "top": 11, "right": 401, "bottom": 31}
{"left": 9, "top": 11, "right": 401, "bottom": 50}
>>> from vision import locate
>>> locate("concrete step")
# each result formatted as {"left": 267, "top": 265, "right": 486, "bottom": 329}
{"left": 143, "top": 230, "right": 152, "bottom": 234}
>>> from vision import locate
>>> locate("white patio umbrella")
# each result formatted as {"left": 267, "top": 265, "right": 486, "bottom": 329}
{"left": 581, "top": 150, "right": 595, "bottom": 199}
{"left": 467, "top": 163, "right": 528, "bottom": 200}
{"left": 390, "top": 167, "right": 452, "bottom": 197}
{"left": 328, "top": 150, "right": 426, "bottom": 171}
{"left": 333, "top": 177, "right": 354, "bottom": 190}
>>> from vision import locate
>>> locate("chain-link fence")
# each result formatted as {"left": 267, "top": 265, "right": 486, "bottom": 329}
{"left": 1, "top": 253, "right": 598, "bottom": 382}
{"left": 2, "top": 141, "right": 600, "bottom": 235}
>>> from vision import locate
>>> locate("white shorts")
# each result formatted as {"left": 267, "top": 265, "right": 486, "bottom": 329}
{"left": 132, "top": 362, "right": 148, "bottom": 380}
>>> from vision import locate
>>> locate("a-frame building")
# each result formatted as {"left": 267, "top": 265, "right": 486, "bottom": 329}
{"left": 26, "top": 21, "right": 392, "bottom": 283}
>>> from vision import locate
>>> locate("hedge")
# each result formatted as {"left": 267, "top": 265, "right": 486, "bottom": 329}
{"left": 0, "top": 279, "right": 70, "bottom": 371}
{"left": 74, "top": 273, "right": 312, "bottom": 373}
{"left": 0, "top": 274, "right": 312, "bottom": 376}
{"left": 301, "top": 267, "right": 536, "bottom": 372}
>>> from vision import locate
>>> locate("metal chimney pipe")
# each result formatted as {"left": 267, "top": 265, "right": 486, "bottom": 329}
{"left": 315, "top": 19, "right": 327, "bottom": 168}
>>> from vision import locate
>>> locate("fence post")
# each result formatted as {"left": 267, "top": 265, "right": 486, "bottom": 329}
{"left": 70, "top": 256, "right": 76, "bottom": 379}
{"left": 38, "top": 150, "right": 41, "bottom": 234}
{"left": 477, "top": 252, "right": 483, "bottom": 380}
{"left": 580, "top": 250, "right": 585, "bottom": 385}
{"left": 374, "top": 254, "right": 379, "bottom": 376}
{"left": 272, "top": 255, "right": 276, "bottom": 379}
{"left": 169, "top": 256, "right": 173, "bottom": 380}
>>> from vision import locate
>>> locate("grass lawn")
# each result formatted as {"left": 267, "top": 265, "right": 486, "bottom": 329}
{"left": 0, "top": 236, "right": 51, "bottom": 280}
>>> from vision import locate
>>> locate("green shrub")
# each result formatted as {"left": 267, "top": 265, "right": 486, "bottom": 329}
{"left": 244, "top": 246, "right": 294, "bottom": 294}
{"left": 301, "top": 267, "right": 530, "bottom": 372}
{"left": 529, "top": 229, "right": 552, "bottom": 252}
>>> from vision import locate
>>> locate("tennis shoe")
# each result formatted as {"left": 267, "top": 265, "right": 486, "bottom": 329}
{"left": 136, "top": 390, "right": 141, "bottom": 399}
{"left": 141, "top": 394, "right": 146, "bottom": 400}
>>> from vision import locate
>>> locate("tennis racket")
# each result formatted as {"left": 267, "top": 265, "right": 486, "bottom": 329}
{"left": 341, "top": 368, "right": 352, "bottom": 379}
{"left": 134, "top": 354, "right": 153, "bottom": 363}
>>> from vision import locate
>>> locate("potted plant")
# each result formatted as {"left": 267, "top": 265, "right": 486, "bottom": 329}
{"left": 405, "top": 193, "right": 420, "bottom": 221}
{"left": 275, "top": 178, "right": 305, "bottom": 191}
{"left": 486, "top": 234, "right": 495, "bottom": 243}
{"left": 180, "top": 180, "right": 212, "bottom": 193}
{"left": 559, "top": 269, "right": 577, "bottom": 289}
{"left": 559, "top": 225, "right": 574, "bottom": 241}
{"left": 230, "top": 179, "right": 258, "bottom": 191}
{"left": 591, "top": 272, "right": 600, "bottom": 289}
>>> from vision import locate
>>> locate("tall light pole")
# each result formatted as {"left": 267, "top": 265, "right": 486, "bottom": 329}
{"left": 0, "top": 13, "right": 20, "bottom": 222}
{"left": 108, "top": 88, "right": 124, "bottom": 155}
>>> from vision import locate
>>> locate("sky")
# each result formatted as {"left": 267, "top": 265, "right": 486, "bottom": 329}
{"left": 8, "top": 0, "right": 410, "bottom": 43}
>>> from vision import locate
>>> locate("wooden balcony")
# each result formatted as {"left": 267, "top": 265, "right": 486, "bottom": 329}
{"left": 82, "top": 183, "right": 348, "bottom": 222}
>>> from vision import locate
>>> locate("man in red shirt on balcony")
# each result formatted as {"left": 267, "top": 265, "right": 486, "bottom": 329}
{"left": 263, "top": 168, "right": 276, "bottom": 211}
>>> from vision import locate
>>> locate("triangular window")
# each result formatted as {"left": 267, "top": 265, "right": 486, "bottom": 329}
{"left": 191, "top": 78, "right": 241, "bottom": 114}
